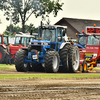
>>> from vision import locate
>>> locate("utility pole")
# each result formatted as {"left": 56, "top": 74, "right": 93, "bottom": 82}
{"left": 9, "top": 15, "right": 12, "bottom": 37}
{"left": 6, "top": 14, "right": 12, "bottom": 37}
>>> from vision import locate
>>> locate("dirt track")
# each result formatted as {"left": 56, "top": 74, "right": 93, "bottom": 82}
{"left": 0, "top": 68, "right": 100, "bottom": 100}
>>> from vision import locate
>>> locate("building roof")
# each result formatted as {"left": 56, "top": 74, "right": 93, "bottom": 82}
{"left": 56, "top": 17, "right": 100, "bottom": 22}
{"left": 55, "top": 17, "right": 100, "bottom": 34}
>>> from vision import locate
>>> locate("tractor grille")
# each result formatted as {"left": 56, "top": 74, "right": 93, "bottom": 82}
{"left": 51, "top": 44, "right": 55, "bottom": 49}
{"left": 31, "top": 46, "right": 42, "bottom": 52}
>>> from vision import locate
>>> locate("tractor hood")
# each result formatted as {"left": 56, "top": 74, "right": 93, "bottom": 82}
{"left": 31, "top": 40, "right": 50, "bottom": 46}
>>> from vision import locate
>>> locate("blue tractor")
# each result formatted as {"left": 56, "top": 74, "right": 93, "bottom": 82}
{"left": 15, "top": 25, "right": 80, "bottom": 73}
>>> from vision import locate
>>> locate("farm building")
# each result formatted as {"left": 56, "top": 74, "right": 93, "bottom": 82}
{"left": 55, "top": 17, "right": 100, "bottom": 39}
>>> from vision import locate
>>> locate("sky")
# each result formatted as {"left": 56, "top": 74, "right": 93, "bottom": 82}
{"left": 0, "top": 0, "right": 100, "bottom": 33}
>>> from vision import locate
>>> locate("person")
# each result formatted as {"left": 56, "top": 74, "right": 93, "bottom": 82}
{"left": 45, "top": 31, "right": 55, "bottom": 42}
{"left": 5, "top": 43, "right": 11, "bottom": 65}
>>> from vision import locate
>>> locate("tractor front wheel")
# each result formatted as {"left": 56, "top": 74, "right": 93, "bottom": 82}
{"left": 45, "top": 51, "right": 59, "bottom": 73}
{"left": 15, "top": 49, "right": 29, "bottom": 72}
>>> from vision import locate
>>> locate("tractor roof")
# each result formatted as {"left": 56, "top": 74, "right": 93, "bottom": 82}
{"left": 40, "top": 25, "right": 67, "bottom": 29}
{"left": 15, "top": 34, "right": 35, "bottom": 38}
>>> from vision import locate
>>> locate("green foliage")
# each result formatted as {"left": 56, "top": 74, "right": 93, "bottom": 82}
{"left": 4, "top": 23, "right": 38, "bottom": 36}
{"left": 2, "top": 0, "right": 63, "bottom": 32}
{"left": 0, "top": 67, "right": 14, "bottom": 70}
{"left": 0, "top": 64, "right": 100, "bottom": 79}
{"left": 0, "top": 64, "right": 15, "bottom": 70}
{"left": 42, "top": 0, "right": 63, "bottom": 18}
{"left": 0, "top": 0, "right": 7, "bottom": 10}
{"left": 4, "top": 24, "right": 21, "bottom": 36}
{"left": 25, "top": 23, "right": 38, "bottom": 33}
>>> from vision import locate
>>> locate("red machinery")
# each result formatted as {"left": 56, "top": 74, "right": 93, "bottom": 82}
{"left": 79, "top": 24, "right": 100, "bottom": 72}
{"left": 0, "top": 33, "right": 35, "bottom": 63}
{"left": 0, "top": 34, "right": 8, "bottom": 63}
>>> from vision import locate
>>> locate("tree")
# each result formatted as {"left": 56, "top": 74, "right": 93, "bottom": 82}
{"left": 4, "top": 23, "right": 38, "bottom": 36}
{"left": 0, "top": 0, "right": 7, "bottom": 23}
{"left": 3, "top": 0, "right": 63, "bottom": 32}
{"left": 0, "top": 0, "right": 7, "bottom": 10}
{"left": 4, "top": 24, "right": 21, "bottom": 36}
{"left": 25, "top": 23, "right": 38, "bottom": 33}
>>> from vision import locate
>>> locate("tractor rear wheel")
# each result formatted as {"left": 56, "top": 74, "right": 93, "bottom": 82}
{"left": 68, "top": 46, "right": 80, "bottom": 73}
{"left": 0, "top": 46, "right": 6, "bottom": 63}
{"left": 59, "top": 44, "right": 71, "bottom": 72}
{"left": 15, "top": 49, "right": 29, "bottom": 72}
{"left": 45, "top": 51, "right": 59, "bottom": 73}
{"left": 82, "top": 60, "right": 88, "bottom": 72}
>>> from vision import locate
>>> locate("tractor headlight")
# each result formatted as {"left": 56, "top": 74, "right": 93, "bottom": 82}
{"left": 37, "top": 51, "right": 40, "bottom": 54}
{"left": 92, "top": 53, "right": 97, "bottom": 59}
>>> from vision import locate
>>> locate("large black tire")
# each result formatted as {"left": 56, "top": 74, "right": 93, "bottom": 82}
{"left": 59, "top": 44, "right": 71, "bottom": 72}
{"left": 15, "top": 49, "right": 29, "bottom": 72}
{"left": 68, "top": 46, "right": 80, "bottom": 73}
{"left": 45, "top": 51, "right": 59, "bottom": 73}
{"left": 82, "top": 60, "right": 88, "bottom": 73}
{"left": 0, "top": 46, "right": 6, "bottom": 63}
{"left": 32, "top": 63, "right": 44, "bottom": 72}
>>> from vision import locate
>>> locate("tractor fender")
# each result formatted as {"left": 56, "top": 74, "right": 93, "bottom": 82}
{"left": 17, "top": 48, "right": 28, "bottom": 53}
{"left": 0, "top": 44, "right": 6, "bottom": 49}
{"left": 21, "top": 48, "right": 28, "bottom": 52}
{"left": 60, "top": 42, "right": 70, "bottom": 49}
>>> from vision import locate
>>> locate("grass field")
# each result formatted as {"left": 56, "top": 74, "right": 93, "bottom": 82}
{"left": 0, "top": 64, "right": 100, "bottom": 79}
{"left": 0, "top": 74, "right": 100, "bottom": 79}
{"left": 0, "top": 64, "right": 15, "bottom": 70}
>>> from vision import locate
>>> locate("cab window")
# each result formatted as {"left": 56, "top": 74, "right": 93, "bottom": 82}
{"left": 15, "top": 37, "right": 21, "bottom": 44}
{"left": 87, "top": 36, "right": 100, "bottom": 45}
{"left": 57, "top": 28, "right": 62, "bottom": 42}
{"left": 0, "top": 36, "right": 1, "bottom": 44}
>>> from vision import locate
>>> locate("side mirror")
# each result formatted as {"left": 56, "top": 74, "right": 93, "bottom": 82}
{"left": 19, "top": 40, "right": 21, "bottom": 44}
{"left": 30, "top": 30, "right": 33, "bottom": 35}
{"left": 63, "top": 29, "right": 66, "bottom": 36}
{"left": 29, "top": 38, "right": 30, "bottom": 42}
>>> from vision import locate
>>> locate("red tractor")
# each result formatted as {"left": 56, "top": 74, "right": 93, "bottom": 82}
{"left": 0, "top": 34, "right": 8, "bottom": 63}
{"left": 79, "top": 24, "right": 100, "bottom": 72}
{"left": 0, "top": 33, "right": 35, "bottom": 63}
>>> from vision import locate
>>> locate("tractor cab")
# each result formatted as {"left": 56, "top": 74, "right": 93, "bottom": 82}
{"left": 39, "top": 25, "right": 67, "bottom": 41}
{"left": 35, "top": 25, "right": 68, "bottom": 51}
{"left": 9, "top": 33, "right": 35, "bottom": 57}
{"left": 77, "top": 34, "right": 87, "bottom": 49}
{"left": 14, "top": 34, "right": 35, "bottom": 47}
{"left": 0, "top": 34, "right": 8, "bottom": 46}
{"left": 74, "top": 32, "right": 87, "bottom": 49}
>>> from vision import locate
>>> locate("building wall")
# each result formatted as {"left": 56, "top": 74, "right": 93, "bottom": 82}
{"left": 55, "top": 18, "right": 100, "bottom": 39}
{"left": 67, "top": 25, "right": 76, "bottom": 39}
{"left": 55, "top": 20, "right": 77, "bottom": 39}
